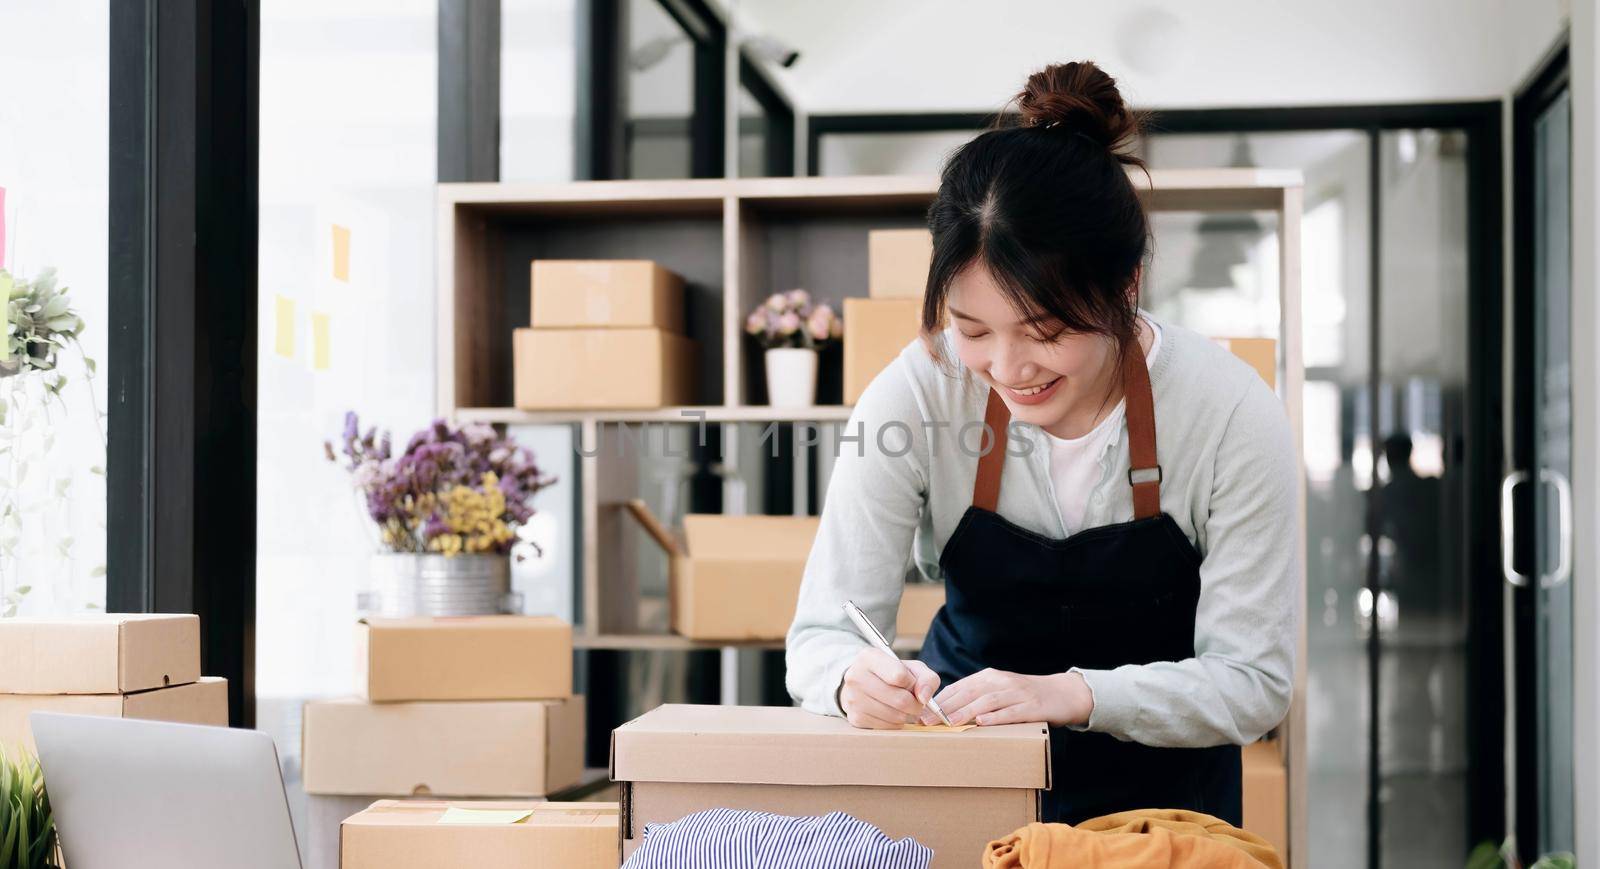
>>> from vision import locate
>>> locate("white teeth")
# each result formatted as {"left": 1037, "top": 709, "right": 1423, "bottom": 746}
{"left": 1012, "top": 379, "right": 1056, "bottom": 396}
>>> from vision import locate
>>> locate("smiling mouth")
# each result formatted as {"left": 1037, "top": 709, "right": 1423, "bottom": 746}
{"left": 1003, "top": 377, "right": 1060, "bottom": 396}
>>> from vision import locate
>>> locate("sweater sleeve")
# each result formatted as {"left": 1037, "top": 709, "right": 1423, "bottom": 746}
{"left": 785, "top": 357, "right": 933, "bottom": 717}
{"left": 1070, "top": 381, "right": 1299, "bottom": 747}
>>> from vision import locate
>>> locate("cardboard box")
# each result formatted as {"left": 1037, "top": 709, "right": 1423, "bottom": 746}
{"left": 868, "top": 229, "right": 932, "bottom": 299}
{"left": 844, "top": 298, "right": 921, "bottom": 405}
{"left": 1214, "top": 337, "right": 1277, "bottom": 388}
{"left": 531, "top": 260, "right": 685, "bottom": 332}
{"left": 513, "top": 328, "right": 696, "bottom": 409}
{"left": 0, "top": 613, "right": 200, "bottom": 695}
{"left": 341, "top": 800, "right": 618, "bottom": 869}
{"left": 1242, "top": 739, "right": 1288, "bottom": 860}
{"left": 896, "top": 583, "right": 945, "bottom": 639}
{"left": 357, "top": 617, "right": 572, "bottom": 702}
{"left": 613, "top": 704, "right": 1049, "bottom": 869}
{"left": 301, "top": 697, "right": 585, "bottom": 798}
{"left": 626, "top": 500, "right": 819, "bottom": 641}
{"left": 0, "top": 677, "right": 228, "bottom": 754}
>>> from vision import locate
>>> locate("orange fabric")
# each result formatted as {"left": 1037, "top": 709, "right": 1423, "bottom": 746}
{"left": 983, "top": 809, "right": 1281, "bottom": 869}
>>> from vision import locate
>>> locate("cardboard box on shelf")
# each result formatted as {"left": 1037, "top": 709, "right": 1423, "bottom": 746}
{"left": 895, "top": 583, "right": 945, "bottom": 640}
{"left": 1214, "top": 337, "right": 1277, "bottom": 389}
{"left": 0, "top": 613, "right": 201, "bottom": 695}
{"left": 1242, "top": 738, "right": 1288, "bottom": 860}
{"left": 301, "top": 696, "right": 584, "bottom": 798}
{"left": 357, "top": 616, "right": 572, "bottom": 703}
{"left": 612, "top": 704, "right": 1049, "bottom": 869}
{"left": 843, "top": 298, "right": 921, "bottom": 405}
{"left": 0, "top": 677, "right": 228, "bottom": 754}
{"left": 513, "top": 327, "right": 696, "bottom": 409}
{"left": 625, "top": 500, "right": 819, "bottom": 641}
{"left": 531, "top": 259, "right": 686, "bottom": 332}
{"left": 868, "top": 229, "right": 933, "bottom": 300}
{"left": 341, "top": 800, "right": 619, "bottom": 869}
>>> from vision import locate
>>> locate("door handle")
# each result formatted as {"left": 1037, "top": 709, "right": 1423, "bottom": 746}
{"left": 1540, "top": 467, "right": 1573, "bottom": 589}
{"left": 1502, "top": 471, "right": 1530, "bottom": 588}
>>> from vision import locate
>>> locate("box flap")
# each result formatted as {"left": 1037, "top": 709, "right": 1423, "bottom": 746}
{"left": 613, "top": 704, "right": 1047, "bottom": 789}
{"left": 624, "top": 500, "right": 681, "bottom": 556}
{"left": 681, "top": 515, "right": 819, "bottom": 561}
{"left": 345, "top": 800, "right": 616, "bottom": 828}
{"left": 360, "top": 616, "right": 567, "bottom": 632}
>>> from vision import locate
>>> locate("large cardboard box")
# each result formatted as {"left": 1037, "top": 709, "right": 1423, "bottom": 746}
{"left": 612, "top": 704, "right": 1049, "bottom": 868}
{"left": 868, "top": 229, "right": 932, "bottom": 299}
{"left": 843, "top": 298, "right": 920, "bottom": 405}
{"left": 0, "top": 613, "right": 200, "bottom": 695}
{"left": 531, "top": 260, "right": 685, "bottom": 332}
{"left": 896, "top": 583, "right": 945, "bottom": 639}
{"left": 357, "top": 616, "right": 572, "bottom": 702}
{"left": 626, "top": 500, "right": 819, "bottom": 641}
{"left": 1243, "top": 739, "right": 1288, "bottom": 860}
{"left": 341, "top": 800, "right": 618, "bottom": 869}
{"left": 301, "top": 697, "right": 584, "bottom": 798}
{"left": 513, "top": 328, "right": 695, "bottom": 409}
{"left": 0, "top": 677, "right": 228, "bottom": 754}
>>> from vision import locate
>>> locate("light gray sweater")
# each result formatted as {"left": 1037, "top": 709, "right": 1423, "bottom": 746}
{"left": 784, "top": 316, "right": 1298, "bottom": 748}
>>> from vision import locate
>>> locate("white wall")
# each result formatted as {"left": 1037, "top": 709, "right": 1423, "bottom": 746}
{"left": 736, "top": 0, "right": 1559, "bottom": 112}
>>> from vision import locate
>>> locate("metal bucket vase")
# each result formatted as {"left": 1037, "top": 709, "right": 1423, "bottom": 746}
{"left": 359, "top": 553, "right": 520, "bottom": 617}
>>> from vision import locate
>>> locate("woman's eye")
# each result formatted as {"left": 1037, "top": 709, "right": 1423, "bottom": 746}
{"left": 1029, "top": 330, "right": 1065, "bottom": 345}
{"left": 959, "top": 330, "right": 988, "bottom": 340}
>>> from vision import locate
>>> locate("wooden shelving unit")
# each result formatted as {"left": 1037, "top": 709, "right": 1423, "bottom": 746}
{"left": 435, "top": 169, "right": 1307, "bottom": 867}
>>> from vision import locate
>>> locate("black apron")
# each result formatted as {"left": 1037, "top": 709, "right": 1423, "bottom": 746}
{"left": 918, "top": 345, "right": 1242, "bottom": 826}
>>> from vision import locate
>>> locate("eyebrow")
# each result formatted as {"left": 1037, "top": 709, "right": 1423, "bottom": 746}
{"left": 946, "top": 306, "right": 1058, "bottom": 327}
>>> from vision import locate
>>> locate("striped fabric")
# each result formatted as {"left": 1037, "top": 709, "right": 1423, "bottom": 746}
{"left": 622, "top": 808, "right": 934, "bottom": 869}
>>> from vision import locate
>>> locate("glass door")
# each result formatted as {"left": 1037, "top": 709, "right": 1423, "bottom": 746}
{"left": 1510, "top": 46, "right": 1573, "bottom": 864}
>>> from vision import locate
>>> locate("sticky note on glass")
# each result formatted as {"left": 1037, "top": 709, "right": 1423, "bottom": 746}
{"left": 311, "top": 312, "right": 331, "bottom": 370}
{"left": 273, "top": 295, "right": 295, "bottom": 358}
{"left": 438, "top": 807, "right": 534, "bottom": 826}
{"left": 901, "top": 723, "right": 977, "bottom": 733}
{"left": 331, "top": 224, "right": 350, "bottom": 282}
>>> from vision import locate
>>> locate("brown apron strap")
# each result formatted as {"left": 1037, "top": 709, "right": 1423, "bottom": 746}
{"left": 969, "top": 333, "right": 1161, "bottom": 518}
{"left": 972, "top": 388, "right": 1011, "bottom": 513}
{"left": 1122, "top": 337, "right": 1162, "bottom": 520}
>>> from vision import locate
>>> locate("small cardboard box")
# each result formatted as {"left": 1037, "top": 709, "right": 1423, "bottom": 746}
{"left": 868, "top": 229, "right": 932, "bottom": 299}
{"left": 341, "top": 800, "right": 619, "bottom": 869}
{"left": 531, "top": 259, "right": 685, "bottom": 332}
{"left": 1214, "top": 337, "right": 1277, "bottom": 388}
{"left": 625, "top": 500, "right": 819, "bottom": 641}
{"left": 843, "top": 298, "right": 920, "bottom": 405}
{"left": 0, "top": 613, "right": 201, "bottom": 695}
{"left": 301, "top": 697, "right": 585, "bottom": 798}
{"left": 896, "top": 583, "right": 945, "bottom": 639}
{"left": 514, "top": 327, "right": 696, "bottom": 409}
{"left": 0, "top": 677, "right": 228, "bottom": 754}
{"left": 612, "top": 704, "right": 1049, "bottom": 869}
{"left": 357, "top": 616, "right": 572, "bottom": 702}
{"left": 1242, "top": 739, "right": 1288, "bottom": 860}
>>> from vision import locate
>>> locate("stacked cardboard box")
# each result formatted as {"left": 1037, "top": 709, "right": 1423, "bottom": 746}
{"left": 1242, "top": 739, "right": 1288, "bottom": 859}
{"left": 0, "top": 614, "right": 228, "bottom": 753}
{"left": 340, "top": 800, "right": 619, "bottom": 869}
{"left": 613, "top": 704, "right": 1050, "bottom": 869}
{"left": 845, "top": 229, "right": 931, "bottom": 404}
{"left": 302, "top": 616, "right": 583, "bottom": 800}
{"left": 514, "top": 260, "right": 697, "bottom": 409}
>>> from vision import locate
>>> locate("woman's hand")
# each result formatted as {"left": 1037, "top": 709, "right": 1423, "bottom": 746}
{"left": 839, "top": 646, "right": 942, "bottom": 730}
{"left": 924, "top": 668, "right": 1094, "bottom": 728}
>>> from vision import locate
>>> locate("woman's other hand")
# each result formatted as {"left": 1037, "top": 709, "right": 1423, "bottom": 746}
{"left": 927, "top": 668, "right": 1093, "bottom": 727}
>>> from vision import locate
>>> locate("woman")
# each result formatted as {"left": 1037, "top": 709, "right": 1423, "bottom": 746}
{"left": 785, "top": 61, "right": 1296, "bottom": 827}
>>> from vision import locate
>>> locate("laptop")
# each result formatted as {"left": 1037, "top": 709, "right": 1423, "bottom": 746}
{"left": 30, "top": 712, "right": 303, "bottom": 869}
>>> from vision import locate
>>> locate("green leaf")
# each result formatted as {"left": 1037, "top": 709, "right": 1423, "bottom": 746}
{"left": 89, "top": 565, "right": 106, "bottom": 578}
{"left": 13, "top": 586, "right": 29, "bottom": 596}
{"left": 89, "top": 465, "right": 105, "bottom": 477}
{"left": 83, "top": 357, "right": 96, "bottom": 375}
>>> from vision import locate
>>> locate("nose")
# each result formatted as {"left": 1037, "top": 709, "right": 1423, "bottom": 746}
{"left": 987, "top": 338, "right": 1036, "bottom": 388}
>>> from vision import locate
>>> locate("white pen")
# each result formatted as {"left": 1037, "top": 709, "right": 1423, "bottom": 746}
{"left": 842, "top": 599, "right": 953, "bottom": 727}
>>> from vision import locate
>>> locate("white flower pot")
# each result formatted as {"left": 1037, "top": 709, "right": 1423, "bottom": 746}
{"left": 765, "top": 347, "right": 819, "bottom": 408}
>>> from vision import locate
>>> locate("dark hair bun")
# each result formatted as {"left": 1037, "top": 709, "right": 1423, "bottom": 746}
{"left": 1015, "top": 61, "right": 1144, "bottom": 166}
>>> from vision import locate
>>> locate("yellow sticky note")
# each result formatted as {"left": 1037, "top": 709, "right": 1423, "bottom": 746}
{"left": 437, "top": 807, "right": 534, "bottom": 826}
{"left": 311, "top": 312, "right": 331, "bottom": 370}
{"left": 901, "top": 723, "right": 977, "bottom": 733}
{"left": 331, "top": 224, "right": 351, "bottom": 282}
{"left": 273, "top": 295, "right": 295, "bottom": 358}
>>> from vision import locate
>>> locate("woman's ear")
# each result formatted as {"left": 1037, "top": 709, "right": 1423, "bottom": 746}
{"left": 1125, "top": 265, "right": 1143, "bottom": 304}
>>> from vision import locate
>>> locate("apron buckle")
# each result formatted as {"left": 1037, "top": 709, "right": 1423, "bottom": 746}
{"left": 1128, "top": 465, "right": 1163, "bottom": 486}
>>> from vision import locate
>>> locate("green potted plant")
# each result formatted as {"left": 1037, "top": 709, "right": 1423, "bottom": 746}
{"left": 0, "top": 743, "right": 62, "bottom": 868}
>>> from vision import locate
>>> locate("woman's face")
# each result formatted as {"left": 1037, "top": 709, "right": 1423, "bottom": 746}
{"left": 946, "top": 263, "right": 1117, "bottom": 429}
